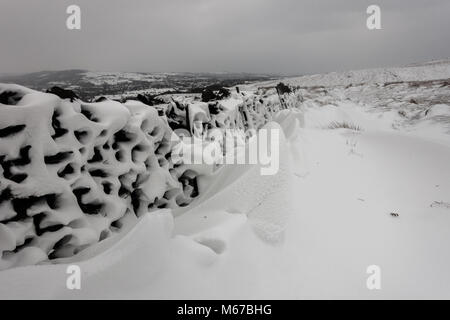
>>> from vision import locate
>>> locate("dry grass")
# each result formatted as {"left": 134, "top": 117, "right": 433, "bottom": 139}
{"left": 327, "top": 121, "right": 363, "bottom": 131}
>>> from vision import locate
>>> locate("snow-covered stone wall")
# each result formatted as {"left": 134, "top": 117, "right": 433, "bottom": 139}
{"left": 0, "top": 84, "right": 293, "bottom": 270}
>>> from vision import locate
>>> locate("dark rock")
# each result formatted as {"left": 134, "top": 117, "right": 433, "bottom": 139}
{"left": 201, "top": 89, "right": 217, "bottom": 102}
{"left": 0, "top": 91, "right": 22, "bottom": 105}
{"left": 46, "top": 86, "right": 79, "bottom": 102}
{"left": 276, "top": 82, "right": 292, "bottom": 95}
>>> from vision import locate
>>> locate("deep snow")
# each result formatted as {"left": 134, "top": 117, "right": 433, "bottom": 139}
{"left": 1, "top": 61, "right": 450, "bottom": 299}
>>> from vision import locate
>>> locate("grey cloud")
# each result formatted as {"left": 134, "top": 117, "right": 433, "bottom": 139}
{"left": 0, "top": 0, "right": 449, "bottom": 75}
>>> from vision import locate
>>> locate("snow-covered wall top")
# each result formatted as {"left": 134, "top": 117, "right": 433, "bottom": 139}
{"left": 0, "top": 83, "right": 292, "bottom": 270}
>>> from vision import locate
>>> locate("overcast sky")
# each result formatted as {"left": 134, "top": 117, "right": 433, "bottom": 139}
{"left": 0, "top": 0, "right": 449, "bottom": 75}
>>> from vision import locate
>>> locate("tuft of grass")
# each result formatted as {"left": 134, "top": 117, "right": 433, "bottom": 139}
{"left": 327, "top": 121, "right": 363, "bottom": 131}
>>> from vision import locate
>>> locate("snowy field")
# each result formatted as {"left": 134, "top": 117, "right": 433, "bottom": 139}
{"left": 0, "top": 61, "right": 450, "bottom": 299}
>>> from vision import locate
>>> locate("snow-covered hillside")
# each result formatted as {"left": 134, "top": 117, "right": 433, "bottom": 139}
{"left": 0, "top": 60, "right": 450, "bottom": 299}
{"left": 0, "top": 70, "right": 275, "bottom": 101}
{"left": 257, "top": 59, "right": 450, "bottom": 88}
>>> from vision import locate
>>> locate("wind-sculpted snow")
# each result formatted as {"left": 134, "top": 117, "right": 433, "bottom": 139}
{"left": 0, "top": 84, "right": 292, "bottom": 270}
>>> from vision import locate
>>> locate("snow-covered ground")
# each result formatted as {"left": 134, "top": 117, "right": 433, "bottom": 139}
{"left": 255, "top": 59, "right": 450, "bottom": 88}
{"left": 1, "top": 61, "right": 450, "bottom": 299}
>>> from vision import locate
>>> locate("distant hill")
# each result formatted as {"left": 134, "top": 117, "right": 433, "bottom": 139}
{"left": 0, "top": 70, "right": 276, "bottom": 100}
{"left": 246, "top": 59, "right": 450, "bottom": 90}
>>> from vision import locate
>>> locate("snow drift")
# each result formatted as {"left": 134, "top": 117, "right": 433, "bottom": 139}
{"left": 1, "top": 60, "right": 450, "bottom": 299}
{"left": 0, "top": 83, "right": 292, "bottom": 270}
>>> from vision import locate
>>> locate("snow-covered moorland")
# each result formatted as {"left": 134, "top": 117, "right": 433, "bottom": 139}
{"left": 0, "top": 60, "right": 450, "bottom": 299}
